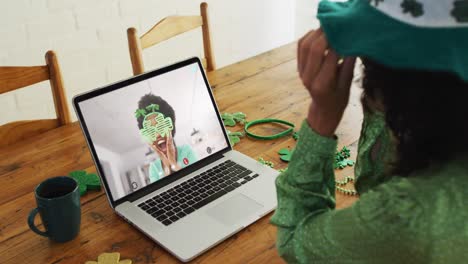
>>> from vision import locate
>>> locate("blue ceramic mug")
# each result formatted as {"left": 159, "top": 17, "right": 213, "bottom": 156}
{"left": 28, "top": 176, "right": 81, "bottom": 242}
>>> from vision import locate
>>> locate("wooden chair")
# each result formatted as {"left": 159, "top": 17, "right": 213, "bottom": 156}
{"left": 0, "top": 50, "right": 71, "bottom": 148}
{"left": 127, "top": 2, "right": 216, "bottom": 76}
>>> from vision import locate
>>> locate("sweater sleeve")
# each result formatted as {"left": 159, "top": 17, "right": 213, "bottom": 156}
{"left": 270, "top": 120, "right": 422, "bottom": 263}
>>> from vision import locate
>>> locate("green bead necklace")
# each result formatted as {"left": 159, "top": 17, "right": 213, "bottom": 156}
{"left": 335, "top": 176, "right": 358, "bottom": 196}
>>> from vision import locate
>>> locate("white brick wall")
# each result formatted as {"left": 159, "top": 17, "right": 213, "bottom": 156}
{"left": 1, "top": 0, "right": 318, "bottom": 124}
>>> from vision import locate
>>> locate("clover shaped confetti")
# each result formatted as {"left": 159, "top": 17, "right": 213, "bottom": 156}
{"left": 258, "top": 157, "right": 274, "bottom": 168}
{"left": 69, "top": 170, "right": 101, "bottom": 196}
{"left": 334, "top": 146, "right": 355, "bottom": 169}
{"left": 140, "top": 113, "right": 174, "bottom": 143}
{"left": 85, "top": 252, "right": 132, "bottom": 264}
{"left": 292, "top": 131, "right": 299, "bottom": 141}
{"left": 278, "top": 167, "right": 288, "bottom": 173}
{"left": 222, "top": 112, "right": 247, "bottom": 127}
{"left": 278, "top": 148, "right": 295, "bottom": 162}
{"left": 227, "top": 130, "right": 244, "bottom": 146}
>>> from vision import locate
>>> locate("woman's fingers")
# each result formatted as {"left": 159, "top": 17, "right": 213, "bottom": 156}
{"left": 301, "top": 34, "right": 329, "bottom": 90}
{"left": 153, "top": 143, "right": 167, "bottom": 159}
{"left": 314, "top": 49, "right": 339, "bottom": 95}
{"left": 297, "top": 36, "right": 305, "bottom": 72}
{"left": 166, "top": 133, "right": 177, "bottom": 164}
{"left": 299, "top": 30, "right": 323, "bottom": 76}
{"left": 298, "top": 30, "right": 356, "bottom": 137}
{"left": 298, "top": 29, "right": 323, "bottom": 76}
{"left": 337, "top": 57, "right": 357, "bottom": 95}
{"left": 153, "top": 145, "right": 164, "bottom": 158}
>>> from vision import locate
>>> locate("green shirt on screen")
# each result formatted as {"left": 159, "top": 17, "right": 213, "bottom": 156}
{"left": 149, "top": 144, "right": 197, "bottom": 183}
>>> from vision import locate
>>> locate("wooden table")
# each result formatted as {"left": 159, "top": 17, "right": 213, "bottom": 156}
{"left": 0, "top": 42, "right": 362, "bottom": 264}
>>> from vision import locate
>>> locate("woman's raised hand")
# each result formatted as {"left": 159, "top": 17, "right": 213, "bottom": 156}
{"left": 151, "top": 142, "right": 172, "bottom": 176}
{"left": 166, "top": 133, "right": 181, "bottom": 171}
{"left": 297, "top": 29, "right": 356, "bottom": 137}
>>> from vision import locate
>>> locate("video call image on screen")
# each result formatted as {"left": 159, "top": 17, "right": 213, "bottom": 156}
{"left": 79, "top": 64, "right": 228, "bottom": 200}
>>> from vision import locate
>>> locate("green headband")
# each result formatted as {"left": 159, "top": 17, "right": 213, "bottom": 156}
{"left": 244, "top": 118, "right": 295, "bottom": 140}
{"left": 135, "top": 104, "right": 174, "bottom": 143}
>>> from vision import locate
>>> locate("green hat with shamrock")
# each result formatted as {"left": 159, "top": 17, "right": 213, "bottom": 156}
{"left": 317, "top": 0, "right": 468, "bottom": 82}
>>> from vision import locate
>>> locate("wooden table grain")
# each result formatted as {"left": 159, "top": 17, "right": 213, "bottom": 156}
{"left": 0, "top": 42, "right": 362, "bottom": 264}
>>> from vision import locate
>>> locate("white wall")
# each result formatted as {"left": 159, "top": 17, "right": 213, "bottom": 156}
{"left": 119, "top": 145, "right": 150, "bottom": 175}
{"left": 0, "top": 0, "right": 300, "bottom": 124}
{"left": 295, "top": 0, "right": 321, "bottom": 37}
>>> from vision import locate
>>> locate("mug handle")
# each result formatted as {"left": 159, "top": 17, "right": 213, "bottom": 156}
{"left": 28, "top": 208, "right": 49, "bottom": 237}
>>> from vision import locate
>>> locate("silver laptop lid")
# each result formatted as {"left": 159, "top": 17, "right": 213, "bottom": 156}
{"left": 73, "top": 58, "right": 230, "bottom": 208}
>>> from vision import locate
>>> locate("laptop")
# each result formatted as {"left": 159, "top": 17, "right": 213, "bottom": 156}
{"left": 73, "top": 57, "right": 279, "bottom": 262}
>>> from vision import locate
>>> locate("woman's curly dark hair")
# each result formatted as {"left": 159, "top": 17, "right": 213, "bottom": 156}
{"left": 361, "top": 58, "right": 468, "bottom": 176}
{"left": 137, "top": 94, "right": 176, "bottom": 136}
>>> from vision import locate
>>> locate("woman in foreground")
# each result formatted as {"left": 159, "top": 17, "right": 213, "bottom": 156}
{"left": 271, "top": 0, "right": 468, "bottom": 263}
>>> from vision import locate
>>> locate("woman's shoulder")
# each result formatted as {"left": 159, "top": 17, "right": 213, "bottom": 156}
{"left": 404, "top": 155, "right": 468, "bottom": 197}
{"left": 356, "top": 177, "right": 423, "bottom": 228}
{"left": 356, "top": 158, "right": 468, "bottom": 237}
{"left": 176, "top": 144, "right": 197, "bottom": 160}
{"left": 363, "top": 155, "right": 468, "bottom": 203}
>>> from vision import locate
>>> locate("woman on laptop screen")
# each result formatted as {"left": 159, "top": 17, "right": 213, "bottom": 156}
{"left": 136, "top": 94, "right": 197, "bottom": 182}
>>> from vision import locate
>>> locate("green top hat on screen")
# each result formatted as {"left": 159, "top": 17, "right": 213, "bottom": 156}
{"left": 317, "top": 0, "right": 468, "bottom": 82}
{"left": 135, "top": 104, "right": 174, "bottom": 143}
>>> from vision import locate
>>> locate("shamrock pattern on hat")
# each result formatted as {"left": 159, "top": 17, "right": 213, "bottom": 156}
{"left": 401, "top": 0, "right": 424, "bottom": 17}
{"left": 368, "top": 0, "right": 468, "bottom": 24}
{"left": 452, "top": 0, "right": 468, "bottom": 22}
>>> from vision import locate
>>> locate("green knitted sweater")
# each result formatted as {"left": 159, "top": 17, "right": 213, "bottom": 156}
{"left": 270, "top": 111, "right": 468, "bottom": 263}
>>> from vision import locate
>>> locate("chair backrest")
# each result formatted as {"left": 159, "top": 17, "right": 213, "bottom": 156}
{"left": 127, "top": 2, "right": 215, "bottom": 76}
{"left": 0, "top": 50, "right": 71, "bottom": 148}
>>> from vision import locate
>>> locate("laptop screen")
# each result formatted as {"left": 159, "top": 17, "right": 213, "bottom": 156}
{"left": 78, "top": 62, "right": 229, "bottom": 201}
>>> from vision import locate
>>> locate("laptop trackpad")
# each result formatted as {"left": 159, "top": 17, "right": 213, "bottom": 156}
{"left": 206, "top": 194, "right": 263, "bottom": 226}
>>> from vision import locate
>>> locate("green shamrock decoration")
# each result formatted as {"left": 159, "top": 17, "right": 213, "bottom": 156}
{"left": 401, "top": 0, "right": 424, "bottom": 17}
{"left": 292, "top": 131, "right": 299, "bottom": 141}
{"left": 223, "top": 117, "right": 236, "bottom": 126}
{"left": 69, "top": 170, "right": 101, "bottom": 196}
{"left": 334, "top": 146, "right": 355, "bottom": 169}
{"left": 135, "top": 109, "right": 147, "bottom": 119}
{"left": 145, "top": 104, "right": 160, "bottom": 113}
{"left": 85, "top": 252, "right": 132, "bottom": 264}
{"left": 278, "top": 148, "right": 295, "bottom": 162}
{"left": 140, "top": 113, "right": 174, "bottom": 143}
{"left": 221, "top": 112, "right": 247, "bottom": 127}
{"left": 451, "top": 0, "right": 468, "bottom": 22}
{"left": 258, "top": 157, "right": 274, "bottom": 168}
{"left": 227, "top": 130, "right": 244, "bottom": 146}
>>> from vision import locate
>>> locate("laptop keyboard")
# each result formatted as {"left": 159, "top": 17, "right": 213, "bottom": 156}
{"left": 137, "top": 159, "right": 259, "bottom": 226}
